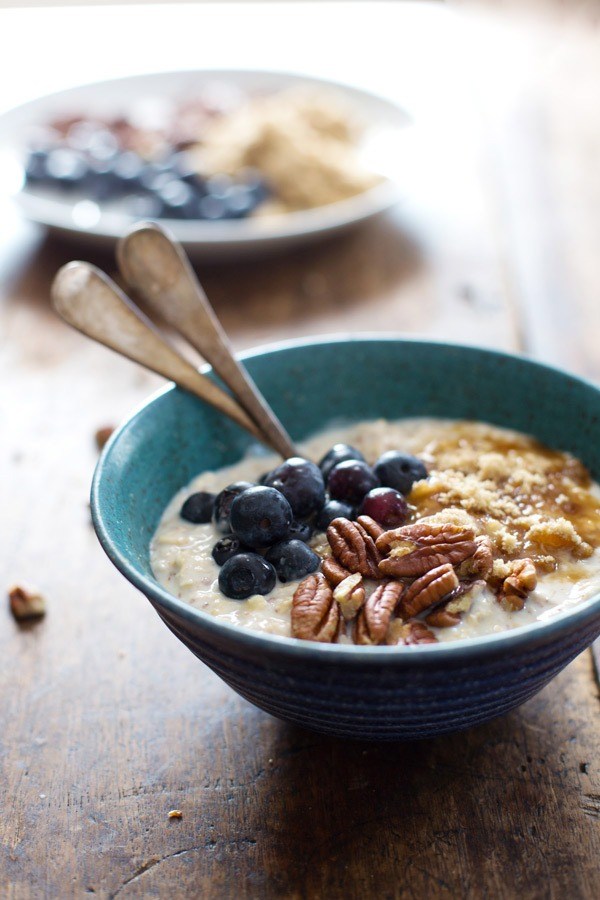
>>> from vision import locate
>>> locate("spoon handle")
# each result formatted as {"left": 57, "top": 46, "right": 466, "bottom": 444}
{"left": 51, "top": 262, "right": 266, "bottom": 444}
{"left": 117, "top": 222, "right": 296, "bottom": 459}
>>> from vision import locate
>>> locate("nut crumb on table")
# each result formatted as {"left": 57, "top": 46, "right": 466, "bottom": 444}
{"left": 9, "top": 585, "right": 46, "bottom": 621}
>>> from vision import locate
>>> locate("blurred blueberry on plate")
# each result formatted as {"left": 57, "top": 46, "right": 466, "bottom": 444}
{"left": 112, "top": 151, "right": 146, "bottom": 190}
{"left": 44, "top": 148, "right": 88, "bottom": 190}
{"left": 25, "top": 149, "right": 50, "bottom": 185}
{"left": 206, "top": 173, "right": 233, "bottom": 198}
{"left": 198, "top": 194, "right": 228, "bottom": 220}
{"left": 225, "top": 185, "right": 255, "bottom": 219}
{"left": 157, "top": 180, "right": 198, "bottom": 219}
{"left": 123, "top": 193, "right": 165, "bottom": 220}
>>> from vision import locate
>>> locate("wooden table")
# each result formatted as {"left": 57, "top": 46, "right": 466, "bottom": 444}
{"left": 1, "top": 3, "right": 599, "bottom": 897}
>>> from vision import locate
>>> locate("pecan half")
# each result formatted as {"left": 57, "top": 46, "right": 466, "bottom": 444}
{"left": 333, "top": 573, "right": 366, "bottom": 621}
{"left": 291, "top": 573, "right": 340, "bottom": 642}
{"left": 327, "top": 517, "right": 381, "bottom": 579}
{"left": 354, "top": 581, "right": 404, "bottom": 645}
{"left": 321, "top": 557, "right": 351, "bottom": 587}
{"left": 458, "top": 535, "right": 493, "bottom": 579}
{"left": 399, "top": 563, "right": 458, "bottom": 618}
{"left": 356, "top": 515, "right": 384, "bottom": 542}
{"left": 425, "top": 607, "right": 461, "bottom": 628}
{"left": 426, "top": 579, "right": 485, "bottom": 627}
{"left": 379, "top": 541, "right": 476, "bottom": 577}
{"left": 497, "top": 558, "right": 537, "bottom": 611}
{"left": 376, "top": 521, "right": 476, "bottom": 554}
{"left": 386, "top": 619, "right": 438, "bottom": 645}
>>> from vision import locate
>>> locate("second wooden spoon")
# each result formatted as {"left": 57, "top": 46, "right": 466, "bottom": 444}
{"left": 117, "top": 222, "right": 297, "bottom": 459}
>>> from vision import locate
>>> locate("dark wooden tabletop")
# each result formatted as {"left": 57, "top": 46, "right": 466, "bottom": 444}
{"left": 1, "top": 3, "right": 599, "bottom": 897}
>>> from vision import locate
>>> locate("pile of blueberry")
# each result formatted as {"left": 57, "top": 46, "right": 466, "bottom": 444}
{"left": 24, "top": 128, "right": 269, "bottom": 221}
{"left": 179, "top": 444, "right": 428, "bottom": 601}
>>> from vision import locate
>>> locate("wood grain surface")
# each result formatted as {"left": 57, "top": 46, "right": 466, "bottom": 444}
{"left": 1, "top": 3, "right": 599, "bottom": 897}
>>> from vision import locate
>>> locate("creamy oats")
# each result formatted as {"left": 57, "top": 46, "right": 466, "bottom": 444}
{"left": 150, "top": 420, "right": 600, "bottom": 644}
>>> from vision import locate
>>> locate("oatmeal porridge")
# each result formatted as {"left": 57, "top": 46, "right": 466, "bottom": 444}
{"left": 150, "top": 419, "right": 600, "bottom": 646}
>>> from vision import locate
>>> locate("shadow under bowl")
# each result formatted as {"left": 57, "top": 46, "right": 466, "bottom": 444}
{"left": 91, "top": 337, "right": 600, "bottom": 740}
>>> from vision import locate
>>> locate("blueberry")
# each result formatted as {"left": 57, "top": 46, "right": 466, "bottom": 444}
{"left": 359, "top": 487, "right": 409, "bottom": 528}
{"left": 113, "top": 151, "right": 146, "bottom": 189}
{"left": 170, "top": 151, "right": 207, "bottom": 193}
{"left": 212, "top": 533, "right": 248, "bottom": 566}
{"left": 229, "top": 485, "right": 293, "bottom": 548}
{"left": 25, "top": 148, "right": 50, "bottom": 185}
{"left": 315, "top": 499, "right": 355, "bottom": 531}
{"left": 224, "top": 185, "right": 255, "bottom": 219}
{"left": 327, "top": 460, "right": 380, "bottom": 506}
{"left": 218, "top": 552, "right": 276, "bottom": 599}
{"left": 86, "top": 129, "right": 120, "bottom": 163}
{"left": 262, "top": 457, "right": 325, "bottom": 519}
{"left": 206, "top": 173, "right": 233, "bottom": 198}
{"left": 180, "top": 491, "right": 216, "bottom": 524}
{"left": 265, "top": 540, "right": 320, "bottom": 583}
{"left": 319, "top": 444, "right": 366, "bottom": 482}
{"left": 123, "top": 192, "right": 165, "bottom": 220}
{"left": 373, "top": 451, "right": 428, "bottom": 496}
{"left": 213, "top": 481, "right": 255, "bottom": 534}
{"left": 138, "top": 161, "right": 173, "bottom": 192}
{"left": 286, "top": 519, "right": 314, "bottom": 543}
{"left": 198, "top": 194, "right": 228, "bottom": 220}
{"left": 84, "top": 156, "right": 121, "bottom": 200}
{"left": 44, "top": 148, "right": 88, "bottom": 190}
{"left": 157, "top": 179, "right": 197, "bottom": 219}
{"left": 239, "top": 167, "right": 270, "bottom": 203}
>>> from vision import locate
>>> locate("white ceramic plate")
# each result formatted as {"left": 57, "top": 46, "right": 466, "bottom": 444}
{"left": 0, "top": 69, "right": 412, "bottom": 259}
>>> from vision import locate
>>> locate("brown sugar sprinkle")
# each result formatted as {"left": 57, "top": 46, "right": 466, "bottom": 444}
{"left": 407, "top": 425, "right": 600, "bottom": 561}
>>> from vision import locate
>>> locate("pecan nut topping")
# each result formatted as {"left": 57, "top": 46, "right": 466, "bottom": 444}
{"left": 458, "top": 535, "right": 493, "bottom": 579}
{"left": 379, "top": 541, "right": 476, "bottom": 577}
{"left": 387, "top": 619, "right": 438, "bottom": 645}
{"left": 321, "top": 557, "right": 351, "bottom": 587}
{"left": 291, "top": 573, "right": 340, "bottom": 642}
{"left": 356, "top": 515, "right": 385, "bottom": 542}
{"left": 425, "top": 607, "right": 461, "bottom": 628}
{"left": 376, "top": 521, "right": 476, "bottom": 555}
{"left": 327, "top": 517, "right": 382, "bottom": 579}
{"left": 333, "top": 573, "right": 366, "bottom": 621}
{"left": 426, "top": 580, "right": 485, "bottom": 627}
{"left": 354, "top": 580, "right": 404, "bottom": 645}
{"left": 498, "top": 558, "right": 537, "bottom": 611}
{"left": 398, "top": 562, "right": 459, "bottom": 618}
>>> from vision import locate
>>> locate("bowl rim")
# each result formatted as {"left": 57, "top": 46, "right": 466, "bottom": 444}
{"left": 91, "top": 333, "right": 600, "bottom": 664}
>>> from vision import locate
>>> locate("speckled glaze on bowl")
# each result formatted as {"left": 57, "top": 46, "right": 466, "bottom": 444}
{"left": 91, "top": 337, "right": 600, "bottom": 740}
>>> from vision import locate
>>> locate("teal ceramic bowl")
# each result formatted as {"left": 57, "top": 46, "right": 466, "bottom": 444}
{"left": 92, "top": 337, "right": 600, "bottom": 740}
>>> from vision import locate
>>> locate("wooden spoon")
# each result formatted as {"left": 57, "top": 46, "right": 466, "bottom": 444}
{"left": 51, "top": 261, "right": 268, "bottom": 445}
{"left": 116, "top": 222, "right": 296, "bottom": 459}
